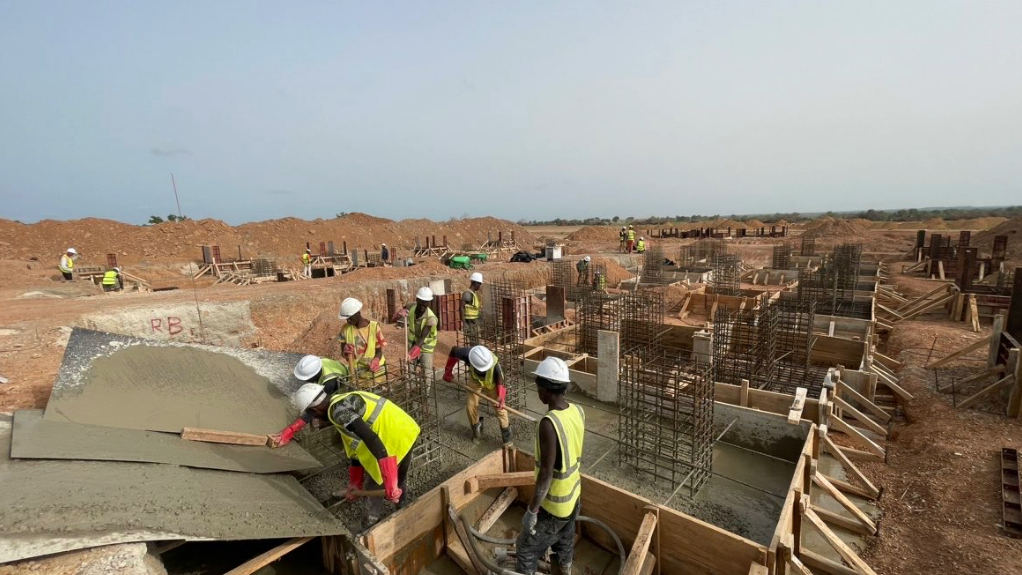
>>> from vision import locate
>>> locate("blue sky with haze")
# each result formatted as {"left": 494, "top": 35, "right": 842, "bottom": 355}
{"left": 1, "top": 1, "right": 1020, "bottom": 225}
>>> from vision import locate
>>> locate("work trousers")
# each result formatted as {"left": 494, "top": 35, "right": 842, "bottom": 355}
{"left": 515, "top": 501, "right": 580, "bottom": 575}
{"left": 102, "top": 284, "right": 121, "bottom": 292}
{"left": 61, "top": 272, "right": 73, "bottom": 281}
{"left": 466, "top": 384, "right": 509, "bottom": 429}
{"left": 619, "top": 240, "right": 626, "bottom": 253}
{"left": 411, "top": 352, "right": 434, "bottom": 379}
{"left": 304, "top": 263, "right": 312, "bottom": 277}
{"left": 626, "top": 240, "right": 634, "bottom": 253}
{"left": 361, "top": 445, "right": 414, "bottom": 524}
{"left": 463, "top": 319, "right": 479, "bottom": 345}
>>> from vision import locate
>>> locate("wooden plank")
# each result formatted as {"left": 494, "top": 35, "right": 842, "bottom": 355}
{"left": 821, "top": 433, "right": 879, "bottom": 499}
{"left": 181, "top": 427, "right": 270, "bottom": 446}
{"left": 802, "top": 502, "right": 878, "bottom": 575}
{"left": 740, "top": 379, "right": 749, "bottom": 407}
{"left": 787, "top": 387, "right": 808, "bottom": 424}
{"left": 474, "top": 487, "right": 517, "bottom": 534}
{"left": 926, "top": 336, "right": 991, "bottom": 368}
{"left": 970, "top": 295, "right": 981, "bottom": 332}
{"left": 811, "top": 504, "right": 874, "bottom": 536}
{"left": 957, "top": 374, "right": 1015, "bottom": 410}
{"left": 465, "top": 471, "right": 534, "bottom": 493}
{"left": 953, "top": 365, "right": 1006, "bottom": 389}
{"left": 224, "top": 537, "right": 314, "bottom": 575}
{"left": 898, "top": 292, "right": 957, "bottom": 322}
{"left": 873, "top": 350, "right": 902, "bottom": 370}
{"left": 836, "top": 381, "right": 891, "bottom": 423}
{"left": 446, "top": 539, "right": 476, "bottom": 575}
{"left": 832, "top": 396, "right": 887, "bottom": 437}
{"left": 1006, "top": 349, "right": 1022, "bottom": 418}
{"left": 621, "top": 511, "right": 658, "bottom": 575}
{"left": 812, "top": 473, "right": 877, "bottom": 535}
{"left": 870, "top": 365, "right": 914, "bottom": 401}
{"left": 447, "top": 504, "right": 487, "bottom": 575}
{"left": 801, "top": 549, "right": 858, "bottom": 575}
{"left": 828, "top": 321, "right": 836, "bottom": 336}
{"left": 989, "top": 315, "right": 1005, "bottom": 367}
{"left": 829, "top": 417, "right": 885, "bottom": 458}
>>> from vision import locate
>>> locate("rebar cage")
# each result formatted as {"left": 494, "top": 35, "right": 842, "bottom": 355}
{"left": 710, "top": 253, "right": 741, "bottom": 296}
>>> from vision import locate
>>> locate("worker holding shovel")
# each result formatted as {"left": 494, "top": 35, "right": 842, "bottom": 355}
{"left": 338, "top": 297, "right": 388, "bottom": 382}
{"left": 392, "top": 287, "right": 439, "bottom": 377}
{"left": 287, "top": 382, "right": 420, "bottom": 525}
{"left": 442, "top": 345, "right": 512, "bottom": 446}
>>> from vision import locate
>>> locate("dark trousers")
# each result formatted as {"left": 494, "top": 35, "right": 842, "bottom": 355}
{"left": 362, "top": 446, "right": 414, "bottom": 522}
{"left": 61, "top": 272, "right": 73, "bottom": 281}
{"left": 515, "top": 501, "right": 580, "bottom": 575}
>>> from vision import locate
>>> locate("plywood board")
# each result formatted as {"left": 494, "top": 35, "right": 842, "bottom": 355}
{"left": 12, "top": 410, "right": 319, "bottom": 474}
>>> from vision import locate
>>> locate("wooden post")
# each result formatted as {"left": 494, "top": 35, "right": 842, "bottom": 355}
{"left": 740, "top": 379, "right": 750, "bottom": 407}
{"left": 1006, "top": 349, "right": 1022, "bottom": 418}
{"left": 989, "top": 314, "right": 1004, "bottom": 368}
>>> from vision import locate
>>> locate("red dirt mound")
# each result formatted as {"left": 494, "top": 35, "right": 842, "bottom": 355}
{"left": 565, "top": 226, "right": 620, "bottom": 242}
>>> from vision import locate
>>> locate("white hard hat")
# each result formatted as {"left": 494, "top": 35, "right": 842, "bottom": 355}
{"left": 584, "top": 256, "right": 591, "bottom": 262}
{"left": 469, "top": 272, "right": 483, "bottom": 284}
{"left": 381, "top": 243, "right": 386, "bottom": 246}
{"left": 306, "top": 248, "right": 311, "bottom": 252}
{"left": 114, "top": 267, "right": 121, "bottom": 273}
{"left": 339, "top": 297, "right": 363, "bottom": 319}
{"left": 640, "top": 236, "right": 645, "bottom": 240}
{"left": 469, "top": 346, "right": 496, "bottom": 372}
{"left": 294, "top": 355, "right": 323, "bottom": 381}
{"left": 67, "top": 248, "right": 77, "bottom": 254}
{"left": 533, "top": 357, "right": 571, "bottom": 385}
{"left": 293, "top": 383, "right": 326, "bottom": 412}
{"left": 416, "top": 286, "right": 434, "bottom": 301}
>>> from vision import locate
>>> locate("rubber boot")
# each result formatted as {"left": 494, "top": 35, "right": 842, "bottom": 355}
{"left": 552, "top": 563, "right": 571, "bottom": 575}
{"left": 501, "top": 426, "right": 513, "bottom": 446}
{"left": 471, "top": 418, "right": 483, "bottom": 443}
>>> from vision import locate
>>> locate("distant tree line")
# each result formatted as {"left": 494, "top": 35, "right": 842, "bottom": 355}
{"left": 146, "top": 214, "right": 190, "bottom": 225}
{"left": 519, "top": 206, "right": 1022, "bottom": 227}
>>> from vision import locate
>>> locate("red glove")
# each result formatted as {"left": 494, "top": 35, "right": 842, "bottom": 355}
{"left": 443, "top": 355, "right": 458, "bottom": 382}
{"left": 343, "top": 344, "right": 355, "bottom": 357}
{"left": 272, "top": 418, "right": 306, "bottom": 447}
{"left": 378, "top": 456, "right": 403, "bottom": 503}
{"left": 346, "top": 465, "right": 365, "bottom": 501}
{"left": 496, "top": 385, "right": 507, "bottom": 410}
{"left": 408, "top": 345, "right": 422, "bottom": 361}
{"left": 369, "top": 356, "right": 381, "bottom": 373}
{"left": 394, "top": 308, "right": 409, "bottom": 320}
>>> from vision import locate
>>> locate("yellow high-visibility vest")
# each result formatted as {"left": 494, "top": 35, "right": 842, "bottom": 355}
{"left": 636, "top": 240, "right": 645, "bottom": 252}
{"left": 407, "top": 304, "right": 438, "bottom": 353}
{"left": 535, "top": 403, "right": 585, "bottom": 517}
{"left": 302, "top": 253, "right": 311, "bottom": 264}
{"left": 319, "top": 358, "right": 349, "bottom": 384}
{"left": 627, "top": 229, "right": 636, "bottom": 241}
{"left": 470, "top": 357, "right": 500, "bottom": 391}
{"left": 328, "top": 391, "right": 420, "bottom": 485}
{"left": 341, "top": 322, "right": 387, "bottom": 380}
{"left": 102, "top": 270, "right": 119, "bottom": 286}
{"left": 59, "top": 255, "right": 74, "bottom": 273}
{"left": 465, "top": 290, "right": 481, "bottom": 321}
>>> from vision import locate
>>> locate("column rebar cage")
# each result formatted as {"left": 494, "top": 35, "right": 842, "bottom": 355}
{"left": 642, "top": 245, "right": 666, "bottom": 284}
{"left": 678, "top": 239, "right": 727, "bottom": 270}
{"left": 832, "top": 243, "right": 863, "bottom": 291}
{"left": 481, "top": 274, "right": 531, "bottom": 411}
{"left": 356, "top": 360, "right": 442, "bottom": 470}
{"left": 575, "top": 289, "right": 621, "bottom": 356}
{"left": 772, "top": 243, "right": 792, "bottom": 270}
{"left": 710, "top": 254, "right": 741, "bottom": 296}
{"left": 800, "top": 237, "right": 816, "bottom": 256}
{"left": 550, "top": 260, "right": 602, "bottom": 301}
{"left": 773, "top": 297, "right": 816, "bottom": 370}
{"left": 796, "top": 243, "right": 871, "bottom": 319}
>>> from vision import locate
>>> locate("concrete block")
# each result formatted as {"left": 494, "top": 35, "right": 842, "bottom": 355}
{"left": 597, "top": 330, "right": 619, "bottom": 403}
{"left": 693, "top": 330, "right": 712, "bottom": 367}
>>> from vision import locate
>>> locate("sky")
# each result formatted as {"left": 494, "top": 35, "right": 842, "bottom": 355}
{"left": 1, "top": 1, "right": 1020, "bottom": 225}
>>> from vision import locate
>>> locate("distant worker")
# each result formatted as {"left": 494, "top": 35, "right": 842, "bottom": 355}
{"left": 575, "top": 256, "right": 590, "bottom": 285}
{"left": 443, "top": 345, "right": 512, "bottom": 445}
{"left": 101, "top": 267, "right": 123, "bottom": 292}
{"left": 288, "top": 381, "right": 420, "bottom": 525}
{"left": 302, "top": 248, "right": 312, "bottom": 278}
{"left": 393, "top": 287, "right": 438, "bottom": 376}
{"left": 592, "top": 271, "right": 607, "bottom": 292}
{"left": 626, "top": 225, "right": 636, "bottom": 253}
{"left": 381, "top": 244, "right": 390, "bottom": 266}
{"left": 516, "top": 357, "right": 585, "bottom": 575}
{"left": 463, "top": 272, "right": 483, "bottom": 343}
{"left": 339, "top": 297, "right": 388, "bottom": 382}
{"left": 58, "top": 248, "right": 77, "bottom": 281}
{"left": 636, "top": 236, "right": 646, "bottom": 253}
{"left": 619, "top": 227, "right": 627, "bottom": 253}
{"left": 270, "top": 354, "right": 351, "bottom": 447}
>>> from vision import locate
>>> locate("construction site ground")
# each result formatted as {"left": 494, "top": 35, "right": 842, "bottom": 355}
{"left": 2, "top": 216, "right": 1022, "bottom": 574}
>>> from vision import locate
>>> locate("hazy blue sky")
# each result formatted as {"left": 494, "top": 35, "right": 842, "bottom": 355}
{"left": 1, "top": 2, "right": 1020, "bottom": 224}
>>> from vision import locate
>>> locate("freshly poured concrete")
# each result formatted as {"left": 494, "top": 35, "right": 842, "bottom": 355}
{"left": 12, "top": 410, "right": 320, "bottom": 474}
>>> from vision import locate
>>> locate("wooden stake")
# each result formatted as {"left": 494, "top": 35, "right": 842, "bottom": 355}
{"left": 1006, "top": 349, "right": 1022, "bottom": 418}
{"left": 465, "top": 471, "right": 534, "bottom": 493}
{"left": 224, "top": 537, "right": 313, "bottom": 575}
{"left": 475, "top": 487, "right": 517, "bottom": 534}
{"left": 821, "top": 432, "right": 879, "bottom": 498}
{"left": 832, "top": 396, "right": 887, "bottom": 437}
{"left": 621, "top": 511, "right": 658, "bottom": 575}
{"left": 926, "top": 335, "right": 992, "bottom": 368}
{"left": 801, "top": 500, "right": 878, "bottom": 575}
{"left": 812, "top": 473, "right": 877, "bottom": 535}
{"left": 829, "top": 417, "right": 885, "bottom": 458}
{"left": 787, "top": 387, "right": 808, "bottom": 424}
{"left": 740, "top": 378, "right": 750, "bottom": 407}
{"left": 836, "top": 380, "right": 891, "bottom": 423}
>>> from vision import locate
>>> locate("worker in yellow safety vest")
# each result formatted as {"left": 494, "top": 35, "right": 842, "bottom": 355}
{"left": 288, "top": 381, "right": 420, "bottom": 524}
{"left": 302, "top": 248, "right": 312, "bottom": 277}
{"left": 516, "top": 357, "right": 585, "bottom": 575}
{"left": 592, "top": 271, "right": 607, "bottom": 292}
{"left": 619, "top": 227, "right": 627, "bottom": 253}
{"left": 463, "top": 272, "right": 483, "bottom": 344}
{"left": 393, "top": 287, "right": 438, "bottom": 376}
{"left": 270, "top": 355, "right": 351, "bottom": 447}
{"left": 58, "top": 248, "right": 77, "bottom": 281}
{"left": 338, "top": 297, "right": 388, "bottom": 382}
{"left": 636, "top": 237, "right": 646, "bottom": 253}
{"left": 626, "top": 225, "right": 636, "bottom": 253}
{"left": 442, "top": 345, "right": 512, "bottom": 445}
{"left": 101, "top": 267, "right": 123, "bottom": 292}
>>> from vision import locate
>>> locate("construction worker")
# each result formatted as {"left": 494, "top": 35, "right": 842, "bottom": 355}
{"left": 339, "top": 297, "right": 388, "bottom": 382}
{"left": 381, "top": 244, "right": 390, "bottom": 266}
{"left": 58, "top": 248, "right": 77, "bottom": 281}
{"left": 592, "top": 271, "right": 607, "bottom": 292}
{"left": 442, "top": 345, "right": 512, "bottom": 445}
{"left": 393, "top": 287, "right": 438, "bottom": 376}
{"left": 517, "top": 357, "right": 584, "bottom": 575}
{"left": 270, "top": 354, "right": 352, "bottom": 447}
{"left": 636, "top": 236, "right": 646, "bottom": 253}
{"left": 463, "top": 272, "right": 483, "bottom": 343}
{"left": 575, "top": 256, "right": 590, "bottom": 285}
{"left": 626, "top": 225, "right": 636, "bottom": 253}
{"left": 619, "top": 227, "right": 627, "bottom": 253}
{"left": 101, "top": 267, "right": 123, "bottom": 292}
{"left": 302, "top": 248, "right": 312, "bottom": 278}
{"left": 288, "top": 381, "right": 420, "bottom": 524}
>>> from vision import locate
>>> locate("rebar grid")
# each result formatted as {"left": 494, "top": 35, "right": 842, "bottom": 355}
{"left": 619, "top": 344, "right": 714, "bottom": 496}
{"left": 710, "top": 254, "right": 741, "bottom": 296}
{"left": 252, "top": 258, "right": 276, "bottom": 277}
{"left": 796, "top": 244, "right": 871, "bottom": 319}
{"left": 550, "top": 260, "right": 603, "bottom": 300}
{"left": 356, "top": 360, "right": 442, "bottom": 469}
{"left": 575, "top": 290, "right": 622, "bottom": 356}
{"left": 678, "top": 239, "right": 728, "bottom": 269}
{"left": 481, "top": 275, "right": 531, "bottom": 411}
{"left": 772, "top": 244, "right": 792, "bottom": 270}
{"left": 773, "top": 298, "right": 816, "bottom": 369}
{"left": 832, "top": 243, "right": 863, "bottom": 290}
{"left": 642, "top": 245, "right": 667, "bottom": 284}
{"left": 800, "top": 237, "right": 816, "bottom": 256}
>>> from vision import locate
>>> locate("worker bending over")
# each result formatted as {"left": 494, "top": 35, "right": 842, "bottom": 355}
{"left": 442, "top": 345, "right": 512, "bottom": 445}
{"left": 290, "top": 381, "right": 420, "bottom": 525}
{"left": 394, "top": 287, "right": 438, "bottom": 376}
{"left": 575, "top": 256, "right": 590, "bottom": 285}
{"left": 592, "top": 271, "right": 607, "bottom": 292}
{"left": 636, "top": 236, "right": 646, "bottom": 253}
{"left": 517, "top": 357, "right": 585, "bottom": 575}
{"left": 270, "top": 355, "right": 351, "bottom": 447}
{"left": 302, "top": 248, "right": 312, "bottom": 278}
{"left": 58, "top": 248, "right": 77, "bottom": 281}
{"left": 339, "top": 297, "right": 388, "bottom": 382}
{"left": 102, "top": 267, "right": 123, "bottom": 292}
{"left": 463, "top": 272, "right": 483, "bottom": 344}
{"left": 626, "top": 225, "right": 636, "bottom": 253}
